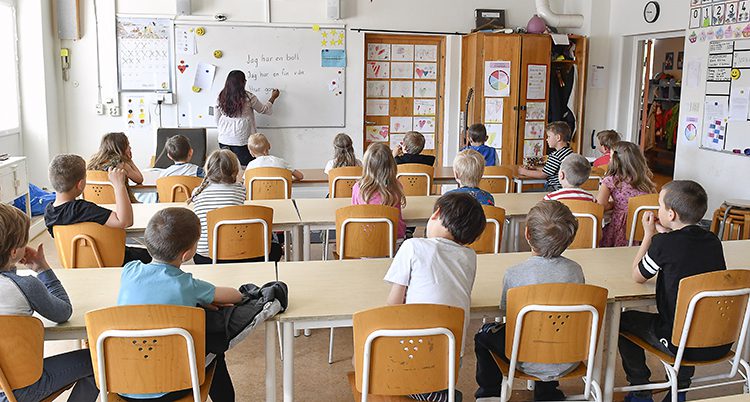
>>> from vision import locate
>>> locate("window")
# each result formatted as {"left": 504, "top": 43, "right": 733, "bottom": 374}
{"left": 0, "top": 1, "right": 19, "bottom": 133}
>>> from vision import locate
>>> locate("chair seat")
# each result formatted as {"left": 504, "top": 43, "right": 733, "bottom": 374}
{"left": 347, "top": 371, "right": 417, "bottom": 402}
{"left": 490, "top": 351, "right": 588, "bottom": 381}
{"left": 620, "top": 331, "right": 734, "bottom": 366}
{"left": 108, "top": 361, "right": 216, "bottom": 402}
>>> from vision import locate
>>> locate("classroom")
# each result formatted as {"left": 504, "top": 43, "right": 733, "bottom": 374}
{"left": 2, "top": 0, "right": 750, "bottom": 401}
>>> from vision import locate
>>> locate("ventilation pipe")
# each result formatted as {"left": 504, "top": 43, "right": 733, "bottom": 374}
{"left": 534, "top": 0, "right": 584, "bottom": 28}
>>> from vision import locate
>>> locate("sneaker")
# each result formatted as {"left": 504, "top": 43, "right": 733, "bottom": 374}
{"left": 660, "top": 392, "right": 686, "bottom": 402}
{"left": 533, "top": 382, "right": 565, "bottom": 401}
{"left": 624, "top": 392, "right": 654, "bottom": 402}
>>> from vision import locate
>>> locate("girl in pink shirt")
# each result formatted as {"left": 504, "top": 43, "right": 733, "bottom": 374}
{"left": 351, "top": 143, "right": 406, "bottom": 239}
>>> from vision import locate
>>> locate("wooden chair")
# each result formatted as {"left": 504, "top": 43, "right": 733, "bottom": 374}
{"left": 616, "top": 270, "right": 750, "bottom": 401}
{"left": 85, "top": 305, "right": 215, "bottom": 402}
{"left": 0, "top": 316, "right": 75, "bottom": 402}
{"left": 244, "top": 167, "right": 292, "bottom": 200}
{"left": 468, "top": 205, "right": 506, "bottom": 254}
{"left": 479, "top": 165, "right": 514, "bottom": 194}
{"left": 335, "top": 204, "right": 399, "bottom": 260}
{"left": 53, "top": 222, "right": 126, "bottom": 268}
{"left": 156, "top": 176, "right": 203, "bottom": 203}
{"left": 328, "top": 166, "right": 363, "bottom": 198}
{"left": 560, "top": 200, "right": 604, "bottom": 249}
{"left": 348, "top": 304, "right": 464, "bottom": 402}
{"left": 710, "top": 201, "right": 750, "bottom": 241}
{"left": 206, "top": 205, "right": 273, "bottom": 263}
{"left": 492, "top": 283, "right": 608, "bottom": 402}
{"left": 83, "top": 170, "right": 116, "bottom": 204}
{"left": 396, "top": 164, "right": 433, "bottom": 196}
{"left": 581, "top": 167, "right": 606, "bottom": 191}
{"left": 626, "top": 193, "right": 659, "bottom": 246}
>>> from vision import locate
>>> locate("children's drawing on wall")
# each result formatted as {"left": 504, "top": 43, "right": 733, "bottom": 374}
{"left": 413, "top": 99, "right": 436, "bottom": 116}
{"left": 484, "top": 98, "right": 504, "bottom": 123}
{"left": 391, "top": 62, "right": 414, "bottom": 79}
{"left": 413, "top": 117, "right": 436, "bottom": 133}
{"left": 414, "top": 45, "right": 438, "bottom": 62}
{"left": 366, "top": 81, "right": 389, "bottom": 98}
{"left": 365, "top": 125, "right": 389, "bottom": 142}
{"left": 414, "top": 63, "right": 437, "bottom": 80}
{"left": 390, "top": 117, "right": 412, "bottom": 133}
{"left": 391, "top": 45, "right": 414, "bottom": 61}
{"left": 414, "top": 81, "right": 437, "bottom": 98}
{"left": 486, "top": 123, "right": 503, "bottom": 149}
{"left": 367, "top": 43, "right": 391, "bottom": 61}
{"left": 366, "top": 99, "right": 389, "bottom": 116}
{"left": 524, "top": 139, "right": 544, "bottom": 158}
{"left": 366, "top": 61, "right": 390, "bottom": 79}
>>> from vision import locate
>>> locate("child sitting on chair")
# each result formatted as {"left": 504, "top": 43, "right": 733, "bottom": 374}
{"left": 543, "top": 154, "right": 596, "bottom": 202}
{"left": 385, "top": 192, "right": 487, "bottom": 402}
{"left": 392, "top": 131, "right": 435, "bottom": 166}
{"left": 159, "top": 134, "right": 205, "bottom": 178}
{"left": 447, "top": 149, "right": 495, "bottom": 206}
{"left": 245, "top": 133, "right": 304, "bottom": 181}
{"left": 475, "top": 200, "right": 583, "bottom": 402}
{"left": 461, "top": 124, "right": 497, "bottom": 167}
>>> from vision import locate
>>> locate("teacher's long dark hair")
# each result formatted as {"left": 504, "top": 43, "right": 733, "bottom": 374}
{"left": 218, "top": 70, "right": 250, "bottom": 118}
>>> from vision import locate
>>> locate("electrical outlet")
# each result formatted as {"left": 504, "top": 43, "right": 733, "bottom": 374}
{"left": 110, "top": 106, "right": 121, "bottom": 116}
{"left": 96, "top": 104, "right": 105, "bottom": 115}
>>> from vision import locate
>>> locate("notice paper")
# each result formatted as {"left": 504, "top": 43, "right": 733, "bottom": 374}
{"left": 526, "top": 65, "right": 547, "bottom": 100}
{"left": 729, "top": 87, "right": 750, "bottom": 121}
{"left": 484, "top": 61, "right": 511, "bottom": 97}
{"left": 193, "top": 63, "right": 216, "bottom": 91}
{"left": 590, "top": 65, "right": 607, "bottom": 89}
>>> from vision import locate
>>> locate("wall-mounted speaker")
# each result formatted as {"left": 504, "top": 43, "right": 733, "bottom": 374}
{"left": 326, "top": 0, "right": 340, "bottom": 20}
{"left": 176, "top": 0, "right": 192, "bottom": 16}
{"left": 56, "top": 0, "right": 80, "bottom": 40}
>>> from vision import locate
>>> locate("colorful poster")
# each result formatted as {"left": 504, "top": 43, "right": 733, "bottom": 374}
{"left": 484, "top": 98, "right": 504, "bottom": 123}
{"left": 414, "top": 99, "right": 436, "bottom": 116}
{"left": 391, "top": 62, "right": 414, "bottom": 79}
{"left": 390, "top": 117, "right": 412, "bottom": 133}
{"left": 365, "top": 99, "right": 389, "bottom": 116}
{"left": 413, "top": 117, "right": 436, "bottom": 133}
{"left": 486, "top": 123, "right": 503, "bottom": 148}
{"left": 392, "top": 45, "right": 414, "bottom": 61}
{"left": 366, "top": 81, "right": 389, "bottom": 98}
{"left": 365, "top": 125, "right": 389, "bottom": 142}
{"left": 125, "top": 96, "right": 150, "bottom": 131}
{"left": 367, "top": 43, "right": 391, "bottom": 60}
{"left": 484, "top": 61, "right": 511, "bottom": 97}
{"left": 390, "top": 134, "right": 406, "bottom": 149}
{"left": 414, "top": 81, "right": 437, "bottom": 98}
{"left": 414, "top": 63, "right": 437, "bottom": 80}
{"left": 526, "top": 102, "right": 547, "bottom": 120}
{"left": 391, "top": 81, "right": 414, "bottom": 98}
{"left": 526, "top": 65, "right": 548, "bottom": 100}
{"left": 366, "top": 61, "right": 390, "bottom": 79}
{"left": 524, "top": 121, "right": 546, "bottom": 139}
{"left": 415, "top": 45, "right": 438, "bottom": 62}
{"left": 524, "top": 140, "right": 545, "bottom": 158}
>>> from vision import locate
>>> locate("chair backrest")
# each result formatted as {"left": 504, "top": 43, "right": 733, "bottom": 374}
{"left": 83, "top": 170, "right": 116, "bottom": 204}
{"left": 0, "top": 316, "right": 44, "bottom": 399}
{"left": 672, "top": 269, "right": 750, "bottom": 349}
{"left": 468, "top": 205, "right": 506, "bottom": 254}
{"left": 53, "top": 223, "right": 126, "bottom": 268}
{"left": 85, "top": 305, "right": 206, "bottom": 396}
{"left": 478, "top": 165, "right": 514, "bottom": 194}
{"left": 207, "top": 205, "right": 273, "bottom": 263}
{"left": 396, "top": 163, "right": 434, "bottom": 196}
{"left": 352, "top": 304, "right": 464, "bottom": 397}
{"left": 154, "top": 128, "right": 207, "bottom": 169}
{"left": 581, "top": 167, "right": 606, "bottom": 191}
{"left": 506, "top": 283, "right": 608, "bottom": 364}
{"left": 335, "top": 204, "right": 399, "bottom": 259}
{"left": 626, "top": 193, "right": 660, "bottom": 246}
{"left": 156, "top": 176, "right": 203, "bottom": 203}
{"left": 328, "top": 166, "right": 363, "bottom": 198}
{"left": 559, "top": 200, "right": 604, "bottom": 249}
{"left": 244, "top": 167, "right": 292, "bottom": 200}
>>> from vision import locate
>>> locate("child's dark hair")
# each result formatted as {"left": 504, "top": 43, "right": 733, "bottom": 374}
{"left": 526, "top": 200, "right": 578, "bottom": 258}
{"left": 596, "top": 130, "right": 621, "bottom": 149}
{"left": 433, "top": 192, "right": 486, "bottom": 245}
{"left": 49, "top": 154, "right": 86, "bottom": 193}
{"left": 145, "top": 207, "right": 201, "bottom": 261}
{"left": 662, "top": 180, "right": 708, "bottom": 224}
{"left": 468, "top": 124, "right": 488, "bottom": 144}
{"left": 165, "top": 135, "right": 192, "bottom": 162}
{"left": 547, "top": 121, "right": 573, "bottom": 143}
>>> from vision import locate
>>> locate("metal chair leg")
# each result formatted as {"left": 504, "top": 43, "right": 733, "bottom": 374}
{"left": 277, "top": 322, "right": 284, "bottom": 361}
{"left": 328, "top": 327, "right": 335, "bottom": 364}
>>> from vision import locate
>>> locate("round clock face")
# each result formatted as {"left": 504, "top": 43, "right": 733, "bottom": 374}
{"left": 644, "top": 1, "right": 660, "bottom": 23}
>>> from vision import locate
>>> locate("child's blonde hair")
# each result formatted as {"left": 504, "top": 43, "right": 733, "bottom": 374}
{"left": 403, "top": 131, "right": 426, "bottom": 154}
{"left": 526, "top": 200, "right": 578, "bottom": 258}
{"left": 358, "top": 143, "right": 405, "bottom": 207}
{"left": 88, "top": 132, "right": 131, "bottom": 170}
{"left": 547, "top": 121, "right": 573, "bottom": 143}
{"left": 331, "top": 133, "right": 357, "bottom": 169}
{"left": 596, "top": 130, "right": 621, "bottom": 150}
{"left": 189, "top": 149, "right": 240, "bottom": 203}
{"left": 607, "top": 141, "right": 656, "bottom": 193}
{"left": 453, "top": 149, "right": 485, "bottom": 188}
{"left": 0, "top": 204, "right": 30, "bottom": 269}
{"left": 248, "top": 133, "right": 271, "bottom": 157}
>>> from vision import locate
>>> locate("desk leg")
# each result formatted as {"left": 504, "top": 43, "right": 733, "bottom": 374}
{"left": 602, "top": 301, "right": 622, "bottom": 402}
{"left": 303, "top": 225, "right": 311, "bottom": 261}
{"left": 515, "top": 179, "right": 523, "bottom": 194}
{"left": 265, "top": 321, "right": 276, "bottom": 402}
{"left": 283, "top": 322, "right": 295, "bottom": 402}
{"left": 292, "top": 226, "right": 303, "bottom": 262}
{"left": 25, "top": 193, "right": 31, "bottom": 218}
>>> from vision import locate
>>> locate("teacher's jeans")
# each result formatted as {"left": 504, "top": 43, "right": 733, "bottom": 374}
{"left": 219, "top": 143, "right": 254, "bottom": 167}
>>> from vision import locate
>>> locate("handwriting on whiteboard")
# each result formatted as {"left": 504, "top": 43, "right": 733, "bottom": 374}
{"left": 733, "top": 50, "right": 750, "bottom": 68}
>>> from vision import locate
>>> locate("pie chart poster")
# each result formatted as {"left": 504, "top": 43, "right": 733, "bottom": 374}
{"left": 484, "top": 61, "right": 511, "bottom": 98}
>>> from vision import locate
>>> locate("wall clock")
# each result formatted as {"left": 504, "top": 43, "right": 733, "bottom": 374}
{"left": 644, "top": 1, "right": 660, "bottom": 23}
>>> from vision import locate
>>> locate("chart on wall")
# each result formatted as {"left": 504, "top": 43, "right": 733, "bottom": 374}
{"left": 174, "top": 23, "right": 346, "bottom": 128}
{"left": 117, "top": 17, "right": 172, "bottom": 91}
{"left": 702, "top": 38, "right": 750, "bottom": 155}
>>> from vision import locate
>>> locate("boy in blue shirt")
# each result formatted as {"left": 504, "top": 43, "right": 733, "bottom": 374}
{"left": 118, "top": 207, "right": 242, "bottom": 401}
{"left": 447, "top": 149, "right": 494, "bottom": 206}
{"left": 462, "top": 124, "right": 498, "bottom": 167}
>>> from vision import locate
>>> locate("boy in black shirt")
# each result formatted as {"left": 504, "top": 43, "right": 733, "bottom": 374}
{"left": 392, "top": 131, "right": 435, "bottom": 166}
{"left": 44, "top": 154, "right": 151, "bottom": 264}
{"left": 620, "top": 180, "right": 727, "bottom": 402}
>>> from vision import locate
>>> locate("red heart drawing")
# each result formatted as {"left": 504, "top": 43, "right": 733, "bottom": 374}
{"left": 178, "top": 64, "right": 188, "bottom": 73}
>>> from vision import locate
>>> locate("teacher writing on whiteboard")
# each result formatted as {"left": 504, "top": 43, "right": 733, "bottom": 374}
{"left": 216, "top": 70, "right": 280, "bottom": 165}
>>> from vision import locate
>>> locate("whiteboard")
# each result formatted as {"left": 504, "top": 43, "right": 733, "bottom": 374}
{"left": 174, "top": 23, "right": 346, "bottom": 128}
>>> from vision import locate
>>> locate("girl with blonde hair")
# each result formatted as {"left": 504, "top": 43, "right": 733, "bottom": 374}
{"left": 324, "top": 133, "right": 361, "bottom": 174}
{"left": 88, "top": 132, "right": 144, "bottom": 201}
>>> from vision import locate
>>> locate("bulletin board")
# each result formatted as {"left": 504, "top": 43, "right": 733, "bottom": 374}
{"left": 117, "top": 17, "right": 173, "bottom": 91}
{"left": 174, "top": 22, "right": 346, "bottom": 128}
{"left": 703, "top": 38, "right": 750, "bottom": 155}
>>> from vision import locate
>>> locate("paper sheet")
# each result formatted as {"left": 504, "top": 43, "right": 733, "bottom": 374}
{"left": 590, "top": 65, "right": 607, "bottom": 89}
{"left": 486, "top": 123, "right": 503, "bottom": 149}
{"left": 365, "top": 99, "right": 389, "bottom": 116}
{"left": 366, "top": 81, "right": 389, "bottom": 98}
{"left": 484, "top": 98, "right": 504, "bottom": 123}
{"left": 524, "top": 140, "right": 545, "bottom": 158}
{"left": 526, "top": 102, "right": 547, "bottom": 121}
{"left": 729, "top": 87, "right": 750, "bottom": 121}
{"left": 391, "top": 45, "right": 414, "bottom": 61}
{"left": 125, "top": 96, "right": 150, "bottom": 131}
{"left": 414, "top": 99, "right": 436, "bottom": 116}
{"left": 423, "top": 134, "right": 435, "bottom": 150}
{"left": 390, "top": 117, "right": 412, "bottom": 133}
{"left": 366, "top": 61, "right": 390, "bottom": 79}
{"left": 367, "top": 43, "right": 391, "bottom": 60}
{"left": 176, "top": 27, "right": 197, "bottom": 56}
{"left": 484, "top": 61, "right": 511, "bottom": 97}
{"left": 365, "top": 125, "right": 389, "bottom": 142}
{"left": 524, "top": 121, "right": 546, "bottom": 139}
{"left": 551, "top": 34, "right": 570, "bottom": 45}
{"left": 414, "top": 81, "right": 437, "bottom": 98}
{"left": 414, "top": 63, "right": 437, "bottom": 80}
{"left": 703, "top": 98, "right": 728, "bottom": 150}
{"left": 193, "top": 63, "right": 217, "bottom": 91}
{"left": 391, "top": 62, "right": 414, "bottom": 79}
{"left": 526, "top": 65, "right": 547, "bottom": 100}
{"left": 685, "top": 61, "right": 702, "bottom": 88}
{"left": 321, "top": 49, "right": 346, "bottom": 67}
{"left": 390, "top": 81, "right": 413, "bottom": 98}
{"left": 413, "top": 117, "right": 436, "bottom": 133}
{"left": 390, "top": 134, "right": 406, "bottom": 149}
{"left": 415, "top": 45, "right": 437, "bottom": 62}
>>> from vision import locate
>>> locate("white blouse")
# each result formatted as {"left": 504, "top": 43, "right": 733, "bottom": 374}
{"left": 215, "top": 92, "right": 273, "bottom": 146}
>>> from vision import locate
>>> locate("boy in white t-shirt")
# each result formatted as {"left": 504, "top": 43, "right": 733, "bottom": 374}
{"left": 159, "top": 135, "right": 205, "bottom": 178}
{"left": 384, "top": 192, "right": 487, "bottom": 402}
{"left": 245, "top": 133, "right": 304, "bottom": 181}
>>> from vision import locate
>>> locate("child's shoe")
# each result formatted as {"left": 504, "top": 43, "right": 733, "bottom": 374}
{"left": 624, "top": 392, "right": 654, "bottom": 402}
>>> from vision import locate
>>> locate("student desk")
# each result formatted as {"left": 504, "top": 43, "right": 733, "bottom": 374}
{"left": 100, "top": 200, "right": 305, "bottom": 261}
{"left": 694, "top": 395, "right": 749, "bottom": 401}
{"left": 296, "top": 167, "right": 458, "bottom": 187}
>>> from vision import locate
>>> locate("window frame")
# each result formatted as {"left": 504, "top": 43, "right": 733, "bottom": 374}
{"left": 0, "top": 0, "right": 22, "bottom": 140}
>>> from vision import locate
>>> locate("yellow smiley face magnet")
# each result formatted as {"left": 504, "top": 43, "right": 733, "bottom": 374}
{"left": 732, "top": 69, "right": 742, "bottom": 80}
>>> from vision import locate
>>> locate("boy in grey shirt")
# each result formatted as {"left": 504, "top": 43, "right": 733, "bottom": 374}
{"left": 475, "top": 200, "right": 584, "bottom": 402}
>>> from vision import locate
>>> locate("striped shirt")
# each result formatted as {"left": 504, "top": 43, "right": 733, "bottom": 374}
{"left": 191, "top": 182, "right": 247, "bottom": 257}
{"left": 542, "top": 146, "right": 574, "bottom": 190}
{"left": 544, "top": 188, "right": 596, "bottom": 202}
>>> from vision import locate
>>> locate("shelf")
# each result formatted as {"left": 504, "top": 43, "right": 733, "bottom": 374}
{"left": 552, "top": 60, "right": 576, "bottom": 64}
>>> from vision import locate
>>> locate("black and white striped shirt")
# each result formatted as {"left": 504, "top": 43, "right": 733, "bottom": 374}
{"left": 192, "top": 182, "right": 247, "bottom": 257}
{"left": 542, "top": 146, "right": 574, "bottom": 190}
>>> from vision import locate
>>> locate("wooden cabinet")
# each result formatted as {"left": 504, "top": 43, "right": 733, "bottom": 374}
{"left": 460, "top": 33, "right": 588, "bottom": 165}
{"left": 0, "top": 157, "right": 31, "bottom": 217}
